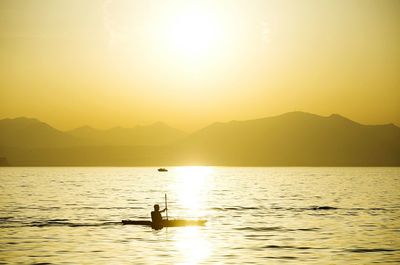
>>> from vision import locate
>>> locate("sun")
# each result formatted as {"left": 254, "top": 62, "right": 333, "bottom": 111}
{"left": 164, "top": 6, "right": 222, "bottom": 59}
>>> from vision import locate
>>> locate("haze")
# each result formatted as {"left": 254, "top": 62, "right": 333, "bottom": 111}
{"left": 0, "top": 0, "right": 399, "bottom": 131}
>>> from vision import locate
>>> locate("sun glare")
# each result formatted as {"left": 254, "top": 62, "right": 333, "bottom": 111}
{"left": 164, "top": 7, "right": 223, "bottom": 59}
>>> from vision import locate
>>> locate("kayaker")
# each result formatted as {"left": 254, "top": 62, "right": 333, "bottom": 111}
{"left": 151, "top": 204, "right": 167, "bottom": 229}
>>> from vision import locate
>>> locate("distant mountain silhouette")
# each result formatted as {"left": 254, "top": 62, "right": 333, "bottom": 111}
{"left": 0, "top": 117, "right": 82, "bottom": 148}
{"left": 174, "top": 112, "right": 400, "bottom": 166}
{"left": 0, "top": 112, "right": 399, "bottom": 166}
{"left": 67, "top": 122, "right": 186, "bottom": 146}
{"left": 0, "top": 157, "right": 9, "bottom": 166}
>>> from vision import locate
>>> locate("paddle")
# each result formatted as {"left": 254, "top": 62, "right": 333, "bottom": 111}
{"left": 165, "top": 193, "right": 169, "bottom": 220}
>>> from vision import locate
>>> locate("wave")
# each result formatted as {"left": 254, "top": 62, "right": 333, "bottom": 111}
{"left": 270, "top": 206, "right": 338, "bottom": 211}
{"left": 263, "top": 256, "right": 298, "bottom": 260}
{"left": 8, "top": 206, "right": 142, "bottom": 211}
{"left": 211, "top": 206, "right": 260, "bottom": 211}
{"left": 0, "top": 218, "right": 123, "bottom": 228}
{"left": 308, "top": 206, "right": 338, "bottom": 210}
{"left": 236, "top": 226, "right": 320, "bottom": 232}
{"left": 0, "top": 216, "right": 14, "bottom": 222}
{"left": 36, "top": 221, "right": 122, "bottom": 228}
{"left": 345, "top": 248, "right": 397, "bottom": 253}
{"left": 271, "top": 206, "right": 391, "bottom": 212}
{"left": 77, "top": 206, "right": 143, "bottom": 210}
{"left": 263, "top": 245, "right": 325, "bottom": 250}
{"left": 236, "top": 226, "right": 283, "bottom": 231}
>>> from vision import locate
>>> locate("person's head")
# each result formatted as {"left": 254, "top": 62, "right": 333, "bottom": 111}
{"left": 154, "top": 204, "right": 160, "bottom": 211}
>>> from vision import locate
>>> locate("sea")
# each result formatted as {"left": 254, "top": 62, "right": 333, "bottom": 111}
{"left": 0, "top": 167, "right": 399, "bottom": 264}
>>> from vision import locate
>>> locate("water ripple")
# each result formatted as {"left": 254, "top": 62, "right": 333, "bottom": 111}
{"left": 262, "top": 245, "right": 325, "bottom": 250}
{"left": 0, "top": 219, "right": 122, "bottom": 228}
{"left": 345, "top": 248, "right": 397, "bottom": 253}
{"left": 236, "top": 226, "right": 320, "bottom": 232}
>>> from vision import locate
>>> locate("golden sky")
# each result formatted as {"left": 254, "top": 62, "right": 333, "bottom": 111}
{"left": 0, "top": 0, "right": 399, "bottom": 131}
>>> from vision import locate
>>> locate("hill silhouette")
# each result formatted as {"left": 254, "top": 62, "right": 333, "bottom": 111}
{"left": 174, "top": 112, "right": 400, "bottom": 165}
{"left": 0, "top": 112, "right": 399, "bottom": 166}
{"left": 0, "top": 117, "right": 83, "bottom": 148}
{"left": 67, "top": 122, "right": 186, "bottom": 146}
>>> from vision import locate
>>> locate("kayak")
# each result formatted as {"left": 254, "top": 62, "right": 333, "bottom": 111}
{"left": 121, "top": 219, "right": 206, "bottom": 227}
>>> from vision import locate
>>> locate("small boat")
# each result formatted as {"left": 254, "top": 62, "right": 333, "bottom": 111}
{"left": 158, "top": 168, "right": 168, "bottom": 172}
{"left": 121, "top": 219, "right": 206, "bottom": 228}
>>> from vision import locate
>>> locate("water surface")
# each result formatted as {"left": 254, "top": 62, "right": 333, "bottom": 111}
{"left": 1, "top": 167, "right": 399, "bottom": 264}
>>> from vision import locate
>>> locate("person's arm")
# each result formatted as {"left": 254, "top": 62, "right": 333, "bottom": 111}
{"left": 160, "top": 208, "right": 167, "bottom": 213}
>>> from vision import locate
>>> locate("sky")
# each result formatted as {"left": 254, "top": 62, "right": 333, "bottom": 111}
{"left": 0, "top": 0, "right": 399, "bottom": 131}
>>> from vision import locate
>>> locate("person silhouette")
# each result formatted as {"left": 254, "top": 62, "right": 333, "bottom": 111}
{"left": 151, "top": 204, "right": 167, "bottom": 230}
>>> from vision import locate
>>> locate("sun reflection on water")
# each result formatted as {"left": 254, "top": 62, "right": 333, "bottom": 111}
{"left": 172, "top": 166, "right": 214, "bottom": 217}
{"left": 168, "top": 167, "right": 214, "bottom": 264}
{"left": 174, "top": 227, "right": 212, "bottom": 265}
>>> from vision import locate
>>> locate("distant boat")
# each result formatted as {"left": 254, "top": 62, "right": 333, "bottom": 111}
{"left": 158, "top": 168, "right": 168, "bottom": 172}
{"left": 121, "top": 219, "right": 206, "bottom": 228}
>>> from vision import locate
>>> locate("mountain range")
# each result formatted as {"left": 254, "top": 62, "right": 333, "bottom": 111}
{"left": 0, "top": 118, "right": 186, "bottom": 148}
{"left": 1, "top": 112, "right": 399, "bottom": 166}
